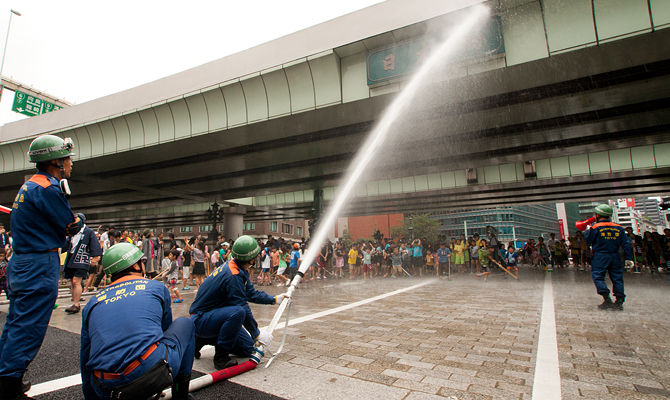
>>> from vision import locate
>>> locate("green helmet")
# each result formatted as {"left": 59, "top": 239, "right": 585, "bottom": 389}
{"left": 102, "top": 243, "right": 144, "bottom": 275}
{"left": 27, "top": 134, "right": 75, "bottom": 163}
{"left": 594, "top": 203, "right": 613, "bottom": 217}
{"left": 231, "top": 235, "right": 261, "bottom": 262}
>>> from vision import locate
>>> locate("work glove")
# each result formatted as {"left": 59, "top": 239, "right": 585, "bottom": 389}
{"left": 624, "top": 260, "right": 634, "bottom": 269}
{"left": 257, "top": 329, "right": 273, "bottom": 346}
{"left": 275, "top": 292, "right": 291, "bottom": 304}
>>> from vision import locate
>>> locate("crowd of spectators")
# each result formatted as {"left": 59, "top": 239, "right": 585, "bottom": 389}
{"left": 0, "top": 223, "right": 669, "bottom": 301}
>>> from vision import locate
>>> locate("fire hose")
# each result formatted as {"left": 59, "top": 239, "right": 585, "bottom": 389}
{"left": 159, "top": 282, "right": 294, "bottom": 398}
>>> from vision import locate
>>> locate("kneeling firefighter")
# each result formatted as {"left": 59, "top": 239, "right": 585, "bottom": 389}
{"left": 583, "top": 204, "right": 633, "bottom": 311}
{"left": 189, "top": 235, "right": 290, "bottom": 369}
{"left": 80, "top": 243, "right": 195, "bottom": 400}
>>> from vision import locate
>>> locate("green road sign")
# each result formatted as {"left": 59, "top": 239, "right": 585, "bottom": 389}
{"left": 42, "top": 100, "right": 62, "bottom": 114}
{"left": 12, "top": 90, "right": 62, "bottom": 116}
{"left": 367, "top": 16, "right": 505, "bottom": 85}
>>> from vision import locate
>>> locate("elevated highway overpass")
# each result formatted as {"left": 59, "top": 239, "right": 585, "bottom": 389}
{"left": 1, "top": 0, "right": 669, "bottom": 232}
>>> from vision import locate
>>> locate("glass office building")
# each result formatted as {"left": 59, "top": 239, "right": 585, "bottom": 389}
{"left": 433, "top": 204, "right": 560, "bottom": 243}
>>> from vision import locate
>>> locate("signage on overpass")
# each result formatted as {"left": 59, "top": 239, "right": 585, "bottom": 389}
{"left": 366, "top": 16, "right": 504, "bottom": 85}
{"left": 11, "top": 90, "right": 62, "bottom": 116}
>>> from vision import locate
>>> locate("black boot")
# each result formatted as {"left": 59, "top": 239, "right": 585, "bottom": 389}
{"left": 612, "top": 296, "right": 625, "bottom": 311}
{"left": 598, "top": 295, "right": 613, "bottom": 310}
{"left": 213, "top": 346, "right": 238, "bottom": 370}
{"left": 194, "top": 336, "right": 217, "bottom": 359}
{"left": 171, "top": 374, "right": 194, "bottom": 400}
{"left": 194, "top": 336, "right": 206, "bottom": 359}
{"left": 0, "top": 376, "right": 34, "bottom": 399}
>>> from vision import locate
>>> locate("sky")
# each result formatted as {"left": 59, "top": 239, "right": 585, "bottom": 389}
{"left": 0, "top": 0, "right": 383, "bottom": 125}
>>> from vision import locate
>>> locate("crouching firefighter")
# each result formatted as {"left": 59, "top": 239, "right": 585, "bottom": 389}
{"left": 80, "top": 243, "right": 196, "bottom": 400}
{"left": 584, "top": 204, "right": 633, "bottom": 311}
{"left": 189, "top": 235, "right": 290, "bottom": 369}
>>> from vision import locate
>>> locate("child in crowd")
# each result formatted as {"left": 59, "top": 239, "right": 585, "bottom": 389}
{"left": 348, "top": 243, "right": 359, "bottom": 279}
{"left": 275, "top": 248, "right": 291, "bottom": 286}
{"left": 505, "top": 245, "right": 519, "bottom": 274}
{"left": 453, "top": 238, "right": 465, "bottom": 273}
{"left": 335, "top": 246, "right": 344, "bottom": 278}
{"left": 258, "top": 247, "right": 271, "bottom": 286}
{"left": 436, "top": 242, "right": 450, "bottom": 278}
{"left": 425, "top": 249, "right": 434, "bottom": 276}
{"left": 162, "top": 250, "right": 183, "bottom": 303}
{"left": 361, "top": 245, "right": 372, "bottom": 279}
{"left": 270, "top": 247, "right": 279, "bottom": 273}
{"left": 400, "top": 243, "right": 411, "bottom": 276}
{"left": 476, "top": 239, "right": 491, "bottom": 280}
{"left": 538, "top": 237, "right": 551, "bottom": 271}
{"left": 390, "top": 247, "right": 402, "bottom": 278}
{"left": 470, "top": 240, "right": 480, "bottom": 274}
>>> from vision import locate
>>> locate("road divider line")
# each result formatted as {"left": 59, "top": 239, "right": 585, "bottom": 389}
{"left": 272, "top": 280, "right": 433, "bottom": 329}
{"left": 27, "top": 279, "right": 435, "bottom": 396}
{"left": 532, "top": 273, "right": 562, "bottom": 400}
{"left": 27, "top": 373, "right": 82, "bottom": 397}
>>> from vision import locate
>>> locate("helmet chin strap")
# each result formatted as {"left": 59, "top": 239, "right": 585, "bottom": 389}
{"left": 50, "top": 158, "right": 71, "bottom": 198}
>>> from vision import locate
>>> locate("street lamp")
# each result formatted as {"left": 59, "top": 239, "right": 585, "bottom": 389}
{"left": 206, "top": 201, "right": 225, "bottom": 245}
{"left": 0, "top": 9, "right": 21, "bottom": 100}
{"left": 408, "top": 215, "right": 414, "bottom": 240}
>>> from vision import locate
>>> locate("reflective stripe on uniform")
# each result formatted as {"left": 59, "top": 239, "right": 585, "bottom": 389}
{"left": 28, "top": 174, "right": 51, "bottom": 188}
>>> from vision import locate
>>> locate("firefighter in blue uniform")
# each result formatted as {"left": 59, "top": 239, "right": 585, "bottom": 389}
{"left": 584, "top": 204, "right": 634, "bottom": 311}
{"left": 80, "top": 243, "right": 195, "bottom": 400}
{"left": 0, "top": 135, "right": 82, "bottom": 399}
{"left": 189, "top": 235, "right": 289, "bottom": 370}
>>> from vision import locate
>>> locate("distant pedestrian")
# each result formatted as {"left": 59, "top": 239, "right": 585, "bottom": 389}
{"left": 63, "top": 213, "right": 102, "bottom": 314}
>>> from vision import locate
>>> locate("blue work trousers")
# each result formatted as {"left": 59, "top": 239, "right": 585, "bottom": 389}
{"left": 0, "top": 252, "right": 60, "bottom": 377}
{"left": 591, "top": 253, "right": 625, "bottom": 298}
{"left": 88, "top": 317, "right": 195, "bottom": 400}
{"left": 191, "top": 306, "right": 254, "bottom": 357}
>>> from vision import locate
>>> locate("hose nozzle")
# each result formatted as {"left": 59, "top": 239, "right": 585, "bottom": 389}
{"left": 250, "top": 344, "right": 265, "bottom": 365}
{"left": 576, "top": 216, "right": 596, "bottom": 232}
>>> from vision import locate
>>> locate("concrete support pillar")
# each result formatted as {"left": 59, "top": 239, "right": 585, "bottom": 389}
{"left": 223, "top": 207, "right": 245, "bottom": 240}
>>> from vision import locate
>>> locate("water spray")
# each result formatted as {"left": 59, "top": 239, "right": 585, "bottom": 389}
{"left": 264, "top": 4, "right": 490, "bottom": 363}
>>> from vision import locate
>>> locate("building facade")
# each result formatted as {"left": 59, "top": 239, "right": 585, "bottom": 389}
{"left": 157, "top": 218, "right": 308, "bottom": 242}
{"left": 433, "top": 204, "right": 560, "bottom": 244}
{"left": 634, "top": 198, "right": 663, "bottom": 226}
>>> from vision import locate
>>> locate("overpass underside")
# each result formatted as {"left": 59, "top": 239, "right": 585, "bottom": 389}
{"left": 2, "top": 28, "right": 670, "bottom": 228}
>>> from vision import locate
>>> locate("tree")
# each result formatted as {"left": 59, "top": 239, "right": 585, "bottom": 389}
{"left": 372, "top": 229, "right": 384, "bottom": 243}
{"left": 392, "top": 213, "right": 440, "bottom": 243}
{"left": 339, "top": 229, "right": 353, "bottom": 250}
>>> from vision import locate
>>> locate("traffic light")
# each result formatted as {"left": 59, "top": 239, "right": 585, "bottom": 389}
{"left": 660, "top": 197, "right": 670, "bottom": 210}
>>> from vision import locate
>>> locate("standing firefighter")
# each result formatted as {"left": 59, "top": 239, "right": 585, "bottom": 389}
{"left": 80, "top": 243, "right": 195, "bottom": 400}
{"left": 0, "top": 135, "right": 82, "bottom": 399}
{"left": 584, "top": 204, "right": 634, "bottom": 311}
{"left": 189, "top": 235, "right": 289, "bottom": 370}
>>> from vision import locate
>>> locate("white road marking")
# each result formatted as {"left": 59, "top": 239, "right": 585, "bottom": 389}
{"left": 27, "top": 279, "right": 434, "bottom": 395}
{"left": 273, "top": 280, "right": 432, "bottom": 329}
{"left": 532, "top": 273, "right": 562, "bottom": 400}
{"left": 27, "top": 373, "right": 82, "bottom": 397}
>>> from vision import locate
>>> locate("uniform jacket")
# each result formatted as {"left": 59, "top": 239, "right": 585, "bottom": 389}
{"left": 9, "top": 172, "right": 74, "bottom": 254}
{"left": 189, "top": 259, "right": 274, "bottom": 339}
{"left": 584, "top": 219, "right": 633, "bottom": 261}
{"left": 80, "top": 276, "right": 172, "bottom": 398}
